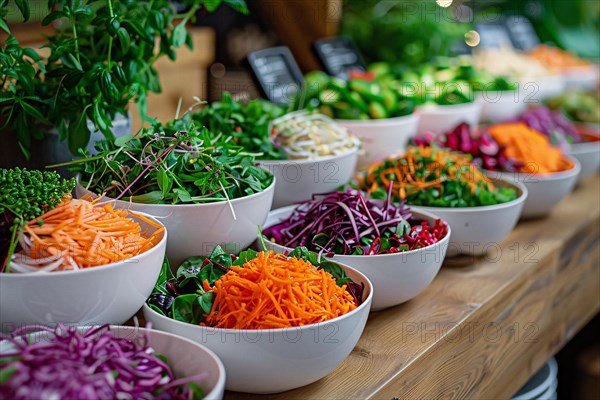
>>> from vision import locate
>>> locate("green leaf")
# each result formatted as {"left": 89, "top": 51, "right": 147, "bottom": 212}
{"left": 0, "top": 18, "right": 10, "bottom": 34}
{"left": 0, "top": 365, "right": 17, "bottom": 384}
{"left": 41, "top": 11, "right": 67, "bottom": 26}
{"left": 198, "top": 292, "right": 214, "bottom": 314}
{"left": 22, "top": 47, "right": 40, "bottom": 61}
{"left": 223, "top": 0, "right": 249, "bottom": 14}
{"left": 93, "top": 102, "right": 108, "bottom": 132}
{"left": 19, "top": 101, "right": 49, "bottom": 123}
{"left": 173, "top": 188, "right": 192, "bottom": 203}
{"left": 171, "top": 22, "right": 187, "bottom": 48}
{"left": 15, "top": 0, "right": 30, "bottom": 22}
{"left": 116, "top": 27, "right": 131, "bottom": 53}
{"left": 114, "top": 134, "right": 134, "bottom": 147}
{"left": 172, "top": 294, "right": 197, "bottom": 322}
{"left": 130, "top": 191, "right": 164, "bottom": 204}
{"left": 67, "top": 112, "right": 91, "bottom": 155}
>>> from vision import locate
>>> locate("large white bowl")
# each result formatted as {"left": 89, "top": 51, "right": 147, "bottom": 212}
{"left": 521, "top": 75, "right": 565, "bottom": 103}
{"left": 567, "top": 141, "right": 600, "bottom": 183}
{"left": 562, "top": 65, "right": 599, "bottom": 91}
{"left": 257, "top": 148, "right": 358, "bottom": 209}
{"left": 416, "top": 102, "right": 483, "bottom": 137}
{"left": 143, "top": 263, "right": 373, "bottom": 394}
{"left": 76, "top": 180, "right": 275, "bottom": 268}
{"left": 0, "top": 325, "right": 226, "bottom": 400}
{"left": 412, "top": 178, "right": 528, "bottom": 256}
{"left": 263, "top": 206, "right": 450, "bottom": 311}
{"left": 336, "top": 113, "right": 419, "bottom": 168}
{"left": 476, "top": 90, "right": 527, "bottom": 123}
{"left": 0, "top": 213, "right": 167, "bottom": 332}
{"left": 485, "top": 156, "right": 580, "bottom": 219}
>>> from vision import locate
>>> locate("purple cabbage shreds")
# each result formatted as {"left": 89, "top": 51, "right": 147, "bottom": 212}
{"left": 0, "top": 324, "right": 208, "bottom": 400}
{"left": 515, "top": 106, "right": 581, "bottom": 148}
{"left": 263, "top": 188, "right": 448, "bottom": 256}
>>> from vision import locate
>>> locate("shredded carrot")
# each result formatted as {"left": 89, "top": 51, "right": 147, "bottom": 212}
{"left": 202, "top": 251, "right": 357, "bottom": 329}
{"left": 528, "top": 44, "right": 590, "bottom": 72}
{"left": 357, "top": 146, "right": 494, "bottom": 200}
{"left": 15, "top": 198, "right": 164, "bottom": 271}
{"left": 486, "top": 123, "right": 574, "bottom": 174}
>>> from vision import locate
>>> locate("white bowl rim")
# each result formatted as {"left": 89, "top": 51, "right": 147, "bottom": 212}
{"left": 1, "top": 324, "right": 227, "bottom": 399}
{"left": 2, "top": 211, "right": 167, "bottom": 278}
{"left": 115, "top": 325, "right": 227, "bottom": 399}
{"left": 256, "top": 145, "right": 359, "bottom": 165}
{"left": 416, "top": 101, "right": 480, "bottom": 113}
{"left": 486, "top": 155, "right": 581, "bottom": 181}
{"left": 263, "top": 206, "right": 452, "bottom": 259}
{"left": 77, "top": 176, "right": 276, "bottom": 209}
{"left": 568, "top": 140, "right": 600, "bottom": 153}
{"left": 143, "top": 261, "right": 373, "bottom": 334}
{"left": 334, "top": 112, "right": 419, "bottom": 125}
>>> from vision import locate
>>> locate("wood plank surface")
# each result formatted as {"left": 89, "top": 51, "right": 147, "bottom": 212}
{"left": 227, "top": 174, "right": 600, "bottom": 400}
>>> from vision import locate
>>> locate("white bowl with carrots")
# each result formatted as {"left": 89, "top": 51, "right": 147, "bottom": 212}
{"left": 0, "top": 202, "right": 167, "bottom": 332}
{"left": 485, "top": 123, "right": 582, "bottom": 218}
{"left": 76, "top": 179, "right": 275, "bottom": 268}
{"left": 262, "top": 206, "right": 450, "bottom": 311}
{"left": 143, "top": 249, "right": 373, "bottom": 394}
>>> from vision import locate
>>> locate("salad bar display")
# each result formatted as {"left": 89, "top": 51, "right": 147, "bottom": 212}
{"left": 1, "top": 4, "right": 599, "bottom": 399}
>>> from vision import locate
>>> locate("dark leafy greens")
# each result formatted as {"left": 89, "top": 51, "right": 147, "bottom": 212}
{"left": 147, "top": 246, "right": 364, "bottom": 325}
{"left": 190, "top": 92, "right": 287, "bottom": 160}
{"left": 66, "top": 115, "right": 273, "bottom": 204}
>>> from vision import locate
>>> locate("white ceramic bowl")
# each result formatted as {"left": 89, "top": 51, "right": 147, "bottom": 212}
{"left": 520, "top": 75, "right": 565, "bottom": 103}
{"left": 567, "top": 141, "right": 600, "bottom": 183}
{"left": 143, "top": 263, "right": 373, "bottom": 394}
{"left": 476, "top": 90, "right": 527, "bottom": 123}
{"left": 412, "top": 178, "right": 528, "bottom": 256}
{"left": 263, "top": 206, "right": 450, "bottom": 310}
{"left": 0, "top": 213, "right": 167, "bottom": 332}
{"left": 336, "top": 113, "right": 419, "bottom": 168}
{"left": 485, "top": 156, "right": 580, "bottom": 219}
{"left": 257, "top": 148, "right": 358, "bottom": 209}
{"left": 562, "top": 65, "right": 599, "bottom": 91}
{"left": 76, "top": 180, "right": 275, "bottom": 268}
{"left": 416, "top": 102, "right": 483, "bottom": 137}
{"left": 511, "top": 357, "right": 557, "bottom": 400}
{"left": 0, "top": 325, "right": 226, "bottom": 400}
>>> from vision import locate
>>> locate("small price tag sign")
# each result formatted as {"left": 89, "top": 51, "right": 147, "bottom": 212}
{"left": 475, "top": 22, "right": 514, "bottom": 49}
{"left": 504, "top": 15, "right": 540, "bottom": 51}
{"left": 314, "top": 36, "right": 366, "bottom": 80}
{"left": 246, "top": 46, "right": 304, "bottom": 105}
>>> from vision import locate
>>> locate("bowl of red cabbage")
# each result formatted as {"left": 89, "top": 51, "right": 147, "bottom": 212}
{"left": 0, "top": 324, "right": 225, "bottom": 400}
{"left": 262, "top": 188, "right": 450, "bottom": 310}
{"left": 143, "top": 246, "right": 372, "bottom": 393}
{"left": 70, "top": 117, "right": 275, "bottom": 267}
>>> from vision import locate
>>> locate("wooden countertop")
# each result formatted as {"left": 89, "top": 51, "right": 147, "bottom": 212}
{"left": 228, "top": 175, "right": 600, "bottom": 400}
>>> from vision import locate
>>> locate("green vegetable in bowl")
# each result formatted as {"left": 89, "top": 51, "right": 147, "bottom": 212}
{"left": 292, "top": 70, "right": 415, "bottom": 120}
{"left": 66, "top": 115, "right": 274, "bottom": 204}
{"left": 355, "top": 146, "right": 517, "bottom": 207}
{"left": 191, "top": 92, "right": 287, "bottom": 160}
{"left": 546, "top": 91, "right": 600, "bottom": 123}
{"left": 0, "top": 168, "right": 75, "bottom": 273}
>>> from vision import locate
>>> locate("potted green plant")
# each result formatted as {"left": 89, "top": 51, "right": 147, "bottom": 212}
{"left": 0, "top": 0, "right": 247, "bottom": 171}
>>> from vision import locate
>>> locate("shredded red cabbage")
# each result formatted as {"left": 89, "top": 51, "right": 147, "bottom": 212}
{"left": 0, "top": 324, "right": 207, "bottom": 400}
{"left": 413, "top": 123, "right": 522, "bottom": 172}
{"left": 263, "top": 187, "right": 448, "bottom": 256}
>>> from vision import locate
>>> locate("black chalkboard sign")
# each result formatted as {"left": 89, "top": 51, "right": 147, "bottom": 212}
{"left": 314, "top": 36, "right": 366, "bottom": 79}
{"left": 504, "top": 15, "right": 540, "bottom": 51}
{"left": 246, "top": 46, "right": 304, "bottom": 105}
{"left": 475, "top": 22, "right": 514, "bottom": 49}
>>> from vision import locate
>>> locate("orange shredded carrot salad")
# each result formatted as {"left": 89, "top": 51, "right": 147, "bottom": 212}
{"left": 16, "top": 198, "right": 163, "bottom": 271}
{"left": 203, "top": 251, "right": 357, "bottom": 329}
{"left": 486, "top": 123, "right": 574, "bottom": 174}
{"left": 528, "top": 44, "right": 590, "bottom": 72}
{"left": 356, "top": 146, "right": 494, "bottom": 199}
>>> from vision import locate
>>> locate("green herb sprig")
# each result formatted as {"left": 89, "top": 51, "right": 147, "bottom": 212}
{"left": 65, "top": 115, "right": 273, "bottom": 205}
